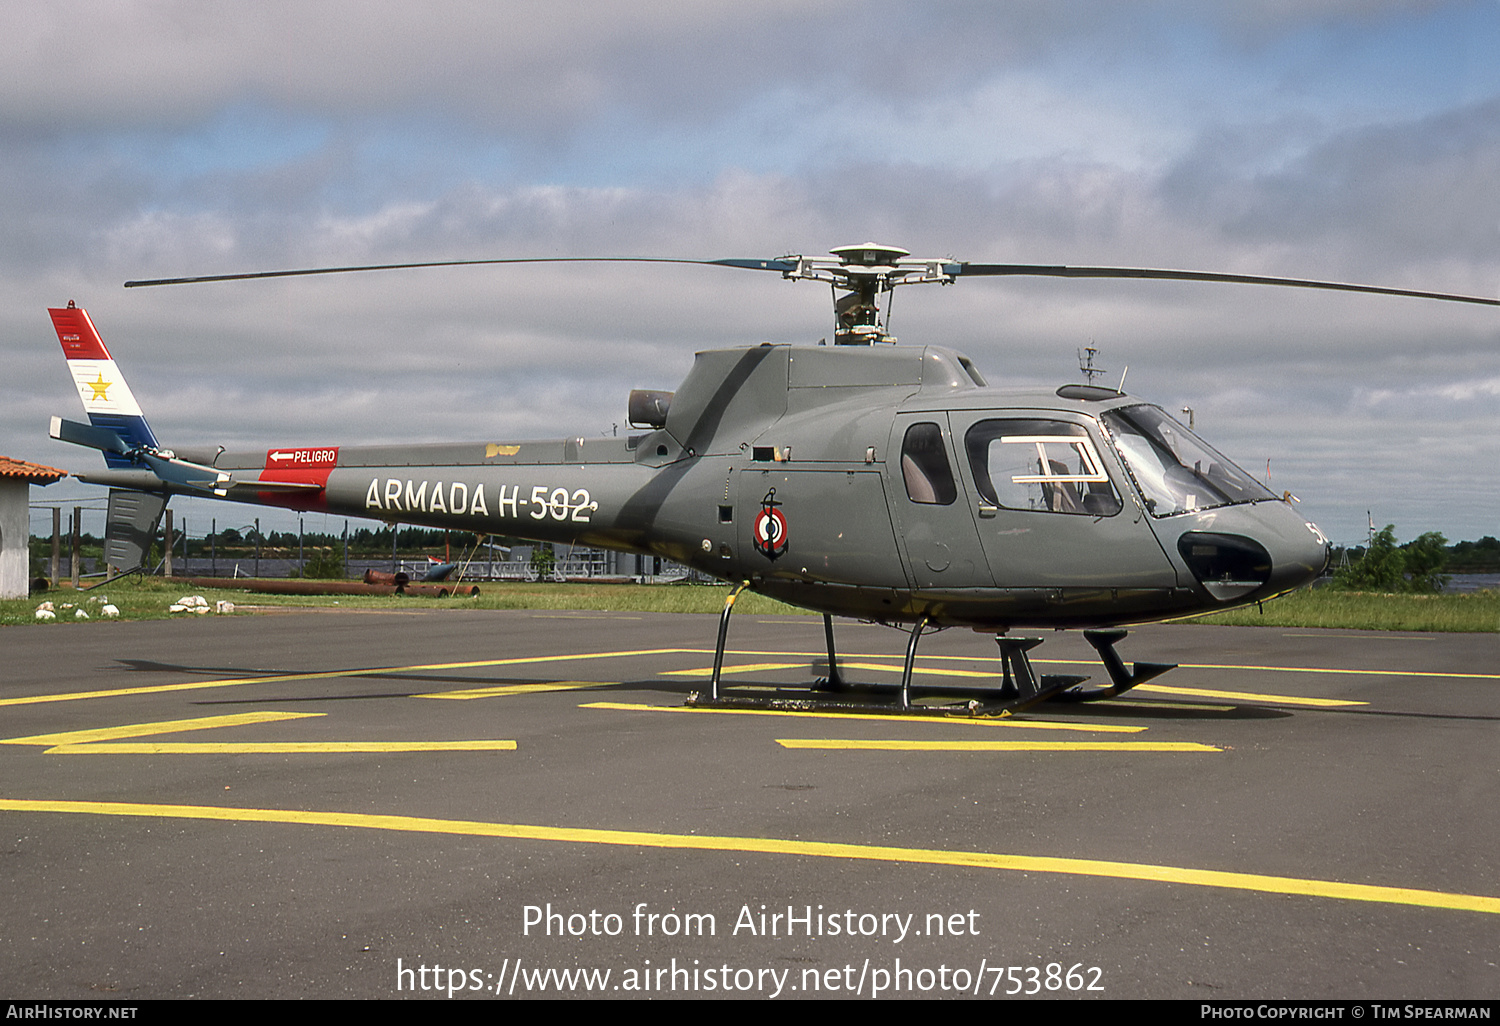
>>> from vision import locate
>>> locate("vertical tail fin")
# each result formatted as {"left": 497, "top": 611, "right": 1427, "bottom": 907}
{"left": 50, "top": 302, "right": 159, "bottom": 468}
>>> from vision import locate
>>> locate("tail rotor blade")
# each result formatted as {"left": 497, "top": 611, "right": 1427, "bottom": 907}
{"left": 138, "top": 452, "right": 229, "bottom": 491}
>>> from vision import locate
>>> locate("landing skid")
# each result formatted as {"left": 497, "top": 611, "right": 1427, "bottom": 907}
{"left": 684, "top": 690, "right": 1062, "bottom": 717}
{"left": 688, "top": 588, "right": 1100, "bottom": 717}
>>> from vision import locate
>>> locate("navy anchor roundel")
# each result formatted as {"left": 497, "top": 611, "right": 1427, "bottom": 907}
{"left": 752, "top": 488, "right": 788, "bottom": 561}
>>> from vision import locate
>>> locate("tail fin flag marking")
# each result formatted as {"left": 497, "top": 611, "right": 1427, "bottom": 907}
{"left": 49, "top": 304, "right": 160, "bottom": 467}
{"left": 49, "top": 304, "right": 320, "bottom": 502}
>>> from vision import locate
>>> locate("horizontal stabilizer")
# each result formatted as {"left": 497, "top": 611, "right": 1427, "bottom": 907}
{"left": 50, "top": 415, "right": 130, "bottom": 455}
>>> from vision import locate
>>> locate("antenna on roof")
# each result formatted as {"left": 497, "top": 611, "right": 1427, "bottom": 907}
{"left": 1077, "top": 345, "right": 1106, "bottom": 385}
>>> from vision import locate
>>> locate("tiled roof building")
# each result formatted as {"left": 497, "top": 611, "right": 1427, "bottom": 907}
{"left": 0, "top": 456, "right": 68, "bottom": 598}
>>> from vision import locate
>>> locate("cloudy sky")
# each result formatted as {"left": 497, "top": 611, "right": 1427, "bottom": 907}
{"left": 4, "top": 0, "right": 1498, "bottom": 548}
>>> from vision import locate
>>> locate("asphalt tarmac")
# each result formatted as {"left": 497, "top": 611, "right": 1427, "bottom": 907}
{"left": 1, "top": 608, "right": 1496, "bottom": 1000}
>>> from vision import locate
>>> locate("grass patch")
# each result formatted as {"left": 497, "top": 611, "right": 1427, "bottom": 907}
{"left": 7, "top": 580, "right": 1496, "bottom": 632}
{"left": 1, "top": 578, "right": 802, "bottom": 626}
{"left": 1181, "top": 586, "right": 1499, "bottom": 633}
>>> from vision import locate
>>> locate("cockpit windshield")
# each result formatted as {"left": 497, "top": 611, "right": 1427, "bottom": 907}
{"left": 1101, "top": 405, "right": 1275, "bottom": 517}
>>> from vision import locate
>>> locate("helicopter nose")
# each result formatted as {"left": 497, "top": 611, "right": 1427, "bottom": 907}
{"left": 1168, "top": 504, "right": 1329, "bottom": 604}
{"left": 1260, "top": 512, "right": 1331, "bottom": 596}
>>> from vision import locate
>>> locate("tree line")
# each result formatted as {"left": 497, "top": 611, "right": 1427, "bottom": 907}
{"left": 1330, "top": 529, "right": 1499, "bottom": 594}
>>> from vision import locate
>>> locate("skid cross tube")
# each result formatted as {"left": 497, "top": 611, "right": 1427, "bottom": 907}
{"left": 899, "top": 616, "right": 931, "bottom": 710}
{"left": 708, "top": 581, "right": 752, "bottom": 701}
{"left": 821, "top": 613, "right": 845, "bottom": 690}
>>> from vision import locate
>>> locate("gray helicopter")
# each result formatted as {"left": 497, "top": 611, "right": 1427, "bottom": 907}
{"left": 48, "top": 244, "right": 1498, "bottom": 713}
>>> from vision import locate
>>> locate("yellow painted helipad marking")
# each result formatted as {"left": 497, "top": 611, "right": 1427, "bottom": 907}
{"left": 2, "top": 798, "right": 1496, "bottom": 916}
{"left": 1173, "top": 662, "right": 1500, "bottom": 681}
{"left": 583, "top": 701, "right": 1146, "bottom": 732}
{"left": 417, "top": 681, "right": 614, "bottom": 700}
{"left": 665, "top": 661, "right": 1007, "bottom": 680}
{"left": 1133, "top": 684, "right": 1362, "bottom": 707}
{"left": 663, "top": 662, "right": 805, "bottom": 677}
{"left": 2, "top": 711, "right": 514, "bottom": 756}
{"left": 0, "top": 648, "right": 695, "bottom": 708}
{"left": 666, "top": 657, "right": 1370, "bottom": 706}
{"left": 5, "top": 642, "right": 1484, "bottom": 710}
{"left": 45, "top": 740, "right": 516, "bottom": 755}
{"left": 1, "top": 711, "right": 320, "bottom": 747}
{"left": 838, "top": 661, "right": 1004, "bottom": 678}
{"left": 777, "top": 738, "right": 1220, "bottom": 753}
{"left": 677, "top": 649, "right": 1500, "bottom": 682}
{"left": 1094, "top": 700, "right": 1236, "bottom": 712}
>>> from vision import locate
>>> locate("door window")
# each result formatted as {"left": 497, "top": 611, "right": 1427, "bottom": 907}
{"left": 900, "top": 421, "right": 957, "bottom": 505}
{"left": 964, "top": 419, "right": 1122, "bottom": 516}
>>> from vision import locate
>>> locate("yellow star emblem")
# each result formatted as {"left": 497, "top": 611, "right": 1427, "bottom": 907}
{"left": 86, "top": 373, "right": 111, "bottom": 401}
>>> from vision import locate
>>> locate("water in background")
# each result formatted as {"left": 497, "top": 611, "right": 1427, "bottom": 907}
{"left": 1446, "top": 573, "right": 1500, "bottom": 593}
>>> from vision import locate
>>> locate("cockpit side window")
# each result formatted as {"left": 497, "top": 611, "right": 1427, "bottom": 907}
{"left": 900, "top": 422, "right": 958, "bottom": 505}
{"left": 963, "top": 419, "right": 1123, "bottom": 516}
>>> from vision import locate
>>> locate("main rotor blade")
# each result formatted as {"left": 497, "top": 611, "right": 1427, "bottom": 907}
{"left": 124, "top": 256, "right": 793, "bottom": 288}
{"left": 125, "top": 249, "right": 1496, "bottom": 306}
{"left": 944, "top": 263, "right": 1500, "bottom": 306}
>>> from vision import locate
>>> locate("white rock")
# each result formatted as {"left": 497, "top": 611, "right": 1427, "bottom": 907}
{"left": 34, "top": 608, "right": 55, "bottom": 620}
{"left": 101, "top": 604, "right": 120, "bottom": 618}
{"left": 215, "top": 601, "right": 235, "bottom": 614}
{"left": 74, "top": 609, "right": 89, "bottom": 619}
{"left": 36, "top": 601, "right": 53, "bottom": 612}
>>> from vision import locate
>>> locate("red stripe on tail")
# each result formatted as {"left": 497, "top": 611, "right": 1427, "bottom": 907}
{"left": 49, "top": 306, "right": 112, "bottom": 360}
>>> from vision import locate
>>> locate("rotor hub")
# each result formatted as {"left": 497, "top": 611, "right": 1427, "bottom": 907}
{"left": 782, "top": 243, "right": 956, "bottom": 345}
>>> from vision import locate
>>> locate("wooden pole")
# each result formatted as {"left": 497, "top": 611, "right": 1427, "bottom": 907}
{"left": 70, "top": 507, "right": 80, "bottom": 587}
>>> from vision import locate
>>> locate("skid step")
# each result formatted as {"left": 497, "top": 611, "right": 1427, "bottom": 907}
{"left": 1052, "top": 628, "right": 1177, "bottom": 702}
